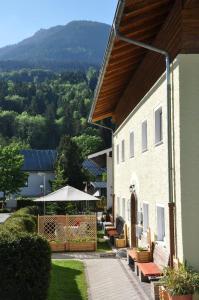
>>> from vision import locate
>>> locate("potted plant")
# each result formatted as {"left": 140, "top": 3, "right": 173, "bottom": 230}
{"left": 132, "top": 246, "right": 151, "bottom": 262}
{"left": 160, "top": 264, "right": 199, "bottom": 300}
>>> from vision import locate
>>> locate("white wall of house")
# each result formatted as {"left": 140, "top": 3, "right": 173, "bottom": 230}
{"left": 107, "top": 154, "right": 113, "bottom": 209}
{"left": 113, "top": 54, "right": 199, "bottom": 270}
{"left": 113, "top": 56, "right": 180, "bottom": 258}
{"left": 178, "top": 54, "right": 199, "bottom": 270}
{"left": 20, "top": 172, "right": 55, "bottom": 197}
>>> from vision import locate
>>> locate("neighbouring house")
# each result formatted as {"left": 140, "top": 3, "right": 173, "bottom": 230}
{"left": 88, "top": 148, "right": 113, "bottom": 209}
{"left": 20, "top": 150, "right": 57, "bottom": 198}
{"left": 89, "top": 0, "right": 199, "bottom": 270}
{"left": 82, "top": 158, "right": 107, "bottom": 200}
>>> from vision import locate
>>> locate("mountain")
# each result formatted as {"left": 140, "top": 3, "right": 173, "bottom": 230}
{"left": 0, "top": 21, "right": 111, "bottom": 70}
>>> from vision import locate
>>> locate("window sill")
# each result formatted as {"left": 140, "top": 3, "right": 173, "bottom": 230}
{"left": 155, "top": 140, "right": 163, "bottom": 147}
{"left": 142, "top": 148, "right": 148, "bottom": 153}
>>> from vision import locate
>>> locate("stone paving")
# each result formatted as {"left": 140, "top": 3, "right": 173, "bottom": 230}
{"left": 52, "top": 253, "right": 152, "bottom": 300}
{"left": 85, "top": 258, "right": 152, "bottom": 300}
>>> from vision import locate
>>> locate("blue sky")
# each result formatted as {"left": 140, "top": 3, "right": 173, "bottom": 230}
{"left": 0, "top": 0, "right": 117, "bottom": 47}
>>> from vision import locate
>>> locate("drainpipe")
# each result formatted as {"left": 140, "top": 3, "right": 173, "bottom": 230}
{"left": 113, "top": 10, "right": 175, "bottom": 267}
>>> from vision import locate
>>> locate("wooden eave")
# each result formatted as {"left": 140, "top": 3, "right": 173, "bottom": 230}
{"left": 91, "top": 0, "right": 199, "bottom": 125}
{"left": 92, "top": 0, "right": 174, "bottom": 123}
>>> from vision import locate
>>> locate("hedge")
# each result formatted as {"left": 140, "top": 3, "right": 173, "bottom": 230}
{"left": 0, "top": 232, "right": 51, "bottom": 300}
{"left": 17, "top": 197, "right": 35, "bottom": 209}
{"left": 0, "top": 206, "right": 51, "bottom": 300}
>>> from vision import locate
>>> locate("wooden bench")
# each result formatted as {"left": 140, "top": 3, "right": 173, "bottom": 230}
{"left": 106, "top": 216, "right": 125, "bottom": 244}
{"left": 136, "top": 244, "right": 170, "bottom": 282}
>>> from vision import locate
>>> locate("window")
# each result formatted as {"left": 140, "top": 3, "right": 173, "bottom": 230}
{"left": 129, "top": 131, "right": 134, "bottom": 158}
{"left": 122, "top": 198, "right": 126, "bottom": 219}
{"left": 121, "top": 140, "right": 125, "bottom": 162}
{"left": 155, "top": 107, "right": 163, "bottom": 145}
{"left": 157, "top": 206, "right": 165, "bottom": 241}
{"left": 116, "top": 144, "right": 119, "bottom": 164}
{"left": 127, "top": 199, "right": 130, "bottom": 221}
{"left": 143, "top": 203, "right": 149, "bottom": 232}
{"left": 142, "top": 120, "right": 148, "bottom": 152}
{"left": 117, "top": 197, "right": 120, "bottom": 215}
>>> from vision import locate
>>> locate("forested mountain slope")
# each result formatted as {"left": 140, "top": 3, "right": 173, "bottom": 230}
{"left": 0, "top": 21, "right": 110, "bottom": 70}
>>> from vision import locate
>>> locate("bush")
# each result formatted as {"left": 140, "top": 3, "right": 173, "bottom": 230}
{"left": 0, "top": 232, "right": 51, "bottom": 300}
{"left": 0, "top": 208, "right": 10, "bottom": 213}
{"left": 4, "top": 214, "right": 37, "bottom": 233}
{"left": 15, "top": 206, "right": 40, "bottom": 216}
{"left": 17, "top": 197, "right": 35, "bottom": 209}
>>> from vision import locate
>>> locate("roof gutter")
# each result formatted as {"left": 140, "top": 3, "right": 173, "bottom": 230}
{"left": 113, "top": 0, "right": 175, "bottom": 267}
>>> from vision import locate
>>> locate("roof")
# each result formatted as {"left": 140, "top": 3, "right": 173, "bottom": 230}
{"left": 21, "top": 150, "right": 57, "bottom": 172}
{"left": 88, "top": 148, "right": 112, "bottom": 168}
{"left": 34, "top": 185, "right": 99, "bottom": 202}
{"left": 91, "top": 182, "right": 107, "bottom": 189}
{"left": 82, "top": 159, "right": 106, "bottom": 177}
{"left": 89, "top": 0, "right": 190, "bottom": 125}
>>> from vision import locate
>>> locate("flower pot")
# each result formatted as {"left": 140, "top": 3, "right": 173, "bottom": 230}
{"left": 132, "top": 248, "right": 151, "bottom": 262}
{"left": 168, "top": 295, "right": 192, "bottom": 300}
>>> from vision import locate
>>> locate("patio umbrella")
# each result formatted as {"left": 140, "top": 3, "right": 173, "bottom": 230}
{"left": 34, "top": 185, "right": 99, "bottom": 202}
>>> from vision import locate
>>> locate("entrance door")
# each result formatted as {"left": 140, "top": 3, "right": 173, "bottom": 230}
{"left": 130, "top": 192, "right": 137, "bottom": 247}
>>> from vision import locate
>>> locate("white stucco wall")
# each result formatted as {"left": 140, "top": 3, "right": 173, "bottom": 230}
{"left": 20, "top": 172, "right": 55, "bottom": 197}
{"left": 178, "top": 54, "right": 199, "bottom": 270}
{"left": 113, "top": 59, "right": 182, "bottom": 253}
{"left": 107, "top": 155, "right": 113, "bottom": 209}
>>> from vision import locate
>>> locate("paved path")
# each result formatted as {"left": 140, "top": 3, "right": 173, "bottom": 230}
{"left": 84, "top": 258, "right": 152, "bottom": 300}
{"left": 0, "top": 213, "right": 10, "bottom": 224}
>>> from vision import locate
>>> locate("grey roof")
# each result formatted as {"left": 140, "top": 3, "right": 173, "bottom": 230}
{"left": 82, "top": 159, "right": 106, "bottom": 177}
{"left": 91, "top": 181, "right": 107, "bottom": 189}
{"left": 21, "top": 150, "right": 57, "bottom": 172}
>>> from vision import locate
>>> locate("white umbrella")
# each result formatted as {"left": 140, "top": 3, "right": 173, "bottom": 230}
{"left": 34, "top": 185, "right": 99, "bottom": 202}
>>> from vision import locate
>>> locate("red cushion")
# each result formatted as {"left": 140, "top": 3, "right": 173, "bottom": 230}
{"left": 107, "top": 229, "right": 118, "bottom": 237}
{"left": 137, "top": 262, "right": 162, "bottom": 276}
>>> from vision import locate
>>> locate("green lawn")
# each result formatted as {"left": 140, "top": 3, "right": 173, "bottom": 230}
{"left": 97, "top": 230, "right": 111, "bottom": 252}
{"left": 48, "top": 260, "right": 88, "bottom": 300}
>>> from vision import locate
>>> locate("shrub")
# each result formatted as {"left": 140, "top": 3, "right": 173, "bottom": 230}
{"left": 15, "top": 206, "right": 39, "bottom": 216}
{"left": 0, "top": 208, "right": 10, "bottom": 213}
{"left": 0, "top": 232, "right": 51, "bottom": 300}
{"left": 17, "top": 197, "right": 35, "bottom": 209}
{"left": 4, "top": 214, "right": 37, "bottom": 233}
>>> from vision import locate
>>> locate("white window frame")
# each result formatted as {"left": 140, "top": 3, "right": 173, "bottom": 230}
{"left": 122, "top": 198, "right": 126, "bottom": 220}
{"left": 143, "top": 202, "right": 149, "bottom": 232}
{"left": 116, "top": 144, "right": 119, "bottom": 164}
{"left": 121, "top": 140, "right": 125, "bottom": 162}
{"left": 127, "top": 199, "right": 130, "bottom": 221}
{"left": 142, "top": 120, "right": 148, "bottom": 152}
{"left": 117, "top": 197, "right": 120, "bottom": 216}
{"left": 129, "top": 131, "right": 134, "bottom": 158}
{"left": 154, "top": 106, "right": 163, "bottom": 146}
{"left": 156, "top": 204, "right": 166, "bottom": 242}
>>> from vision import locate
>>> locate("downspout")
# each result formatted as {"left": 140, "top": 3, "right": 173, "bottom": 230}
{"left": 113, "top": 7, "right": 175, "bottom": 267}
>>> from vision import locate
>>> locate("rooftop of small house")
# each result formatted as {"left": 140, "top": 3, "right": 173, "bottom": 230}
{"left": 21, "top": 149, "right": 57, "bottom": 172}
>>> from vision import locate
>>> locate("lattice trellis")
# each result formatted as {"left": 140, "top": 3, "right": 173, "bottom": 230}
{"left": 65, "top": 215, "right": 97, "bottom": 243}
{"left": 38, "top": 215, "right": 66, "bottom": 242}
{"left": 38, "top": 215, "right": 97, "bottom": 243}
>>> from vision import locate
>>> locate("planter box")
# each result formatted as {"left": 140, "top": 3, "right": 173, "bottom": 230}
{"left": 68, "top": 241, "right": 96, "bottom": 252}
{"left": 49, "top": 242, "right": 66, "bottom": 252}
{"left": 133, "top": 249, "right": 151, "bottom": 263}
{"left": 115, "top": 238, "right": 126, "bottom": 248}
{"left": 159, "top": 286, "right": 193, "bottom": 300}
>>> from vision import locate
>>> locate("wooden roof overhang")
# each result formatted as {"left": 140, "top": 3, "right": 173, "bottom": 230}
{"left": 90, "top": 0, "right": 199, "bottom": 125}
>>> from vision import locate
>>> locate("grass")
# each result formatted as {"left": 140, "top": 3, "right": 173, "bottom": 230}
{"left": 96, "top": 230, "right": 112, "bottom": 252}
{"left": 48, "top": 260, "right": 88, "bottom": 300}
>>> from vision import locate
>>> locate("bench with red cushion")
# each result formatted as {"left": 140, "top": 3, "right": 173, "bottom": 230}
{"left": 137, "top": 262, "right": 162, "bottom": 277}
{"left": 136, "top": 244, "right": 170, "bottom": 282}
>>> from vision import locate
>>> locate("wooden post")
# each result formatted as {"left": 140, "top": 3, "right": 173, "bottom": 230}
{"left": 168, "top": 202, "right": 175, "bottom": 268}
{"left": 112, "top": 193, "right": 115, "bottom": 224}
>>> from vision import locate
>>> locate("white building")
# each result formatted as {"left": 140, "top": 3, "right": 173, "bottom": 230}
{"left": 89, "top": 0, "right": 199, "bottom": 270}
